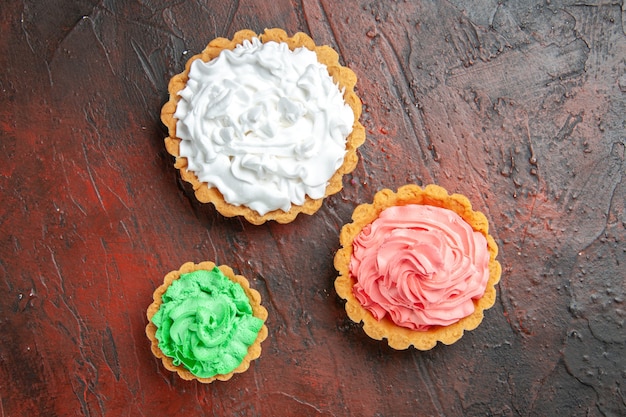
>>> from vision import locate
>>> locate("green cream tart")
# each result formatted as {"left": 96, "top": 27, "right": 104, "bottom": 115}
{"left": 151, "top": 267, "right": 264, "bottom": 378}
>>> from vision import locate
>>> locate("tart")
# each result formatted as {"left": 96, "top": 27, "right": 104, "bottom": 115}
{"left": 161, "top": 28, "right": 365, "bottom": 224}
{"left": 334, "top": 184, "right": 501, "bottom": 350}
{"left": 146, "top": 261, "right": 268, "bottom": 382}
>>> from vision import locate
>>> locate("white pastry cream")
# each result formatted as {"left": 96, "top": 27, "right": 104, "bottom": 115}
{"left": 174, "top": 38, "right": 355, "bottom": 215}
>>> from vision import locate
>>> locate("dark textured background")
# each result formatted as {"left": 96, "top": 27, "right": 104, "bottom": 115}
{"left": 1, "top": 1, "right": 625, "bottom": 416}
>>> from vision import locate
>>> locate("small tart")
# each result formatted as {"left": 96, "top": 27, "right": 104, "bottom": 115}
{"left": 146, "top": 261, "right": 268, "bottom": 383}
{"left": 161, "top": 28, "right": 365, "bottom": 225}
{"left": 334, "top": 184, "right": 501, "bottom": 350}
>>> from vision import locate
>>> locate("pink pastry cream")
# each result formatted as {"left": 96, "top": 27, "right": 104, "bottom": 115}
{"left": 350, "top": 204, "right": 490, "bottom": 331}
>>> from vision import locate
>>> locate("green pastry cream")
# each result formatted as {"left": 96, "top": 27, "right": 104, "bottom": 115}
{"left": 151, "top": 267, "right": 264, "bottom": 378}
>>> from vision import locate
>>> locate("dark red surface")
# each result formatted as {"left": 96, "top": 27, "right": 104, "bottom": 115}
{"left": 1, "top": 1, "right": 625, "bottom": 416}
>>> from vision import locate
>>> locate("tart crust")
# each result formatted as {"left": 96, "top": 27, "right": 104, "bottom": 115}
{"left": 146, "top": 261, "right": 268, "bottom": 383}
{"left": 161, "top": 28, "right": 365, "bottom": 225}
{"left": 334, "top": 184, "right": 501, "bottom": 350}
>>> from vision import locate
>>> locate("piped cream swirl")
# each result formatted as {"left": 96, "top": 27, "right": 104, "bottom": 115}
{"left": 350, "top": 204, "right": 490, "bottom": 331}
{"left": 174, "top": 38, "right": 354, "bottom": 215}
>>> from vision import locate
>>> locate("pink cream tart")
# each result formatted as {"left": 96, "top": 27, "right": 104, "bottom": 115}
{"left": 350, "top": 204, "right": 490, "bottom": 331}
